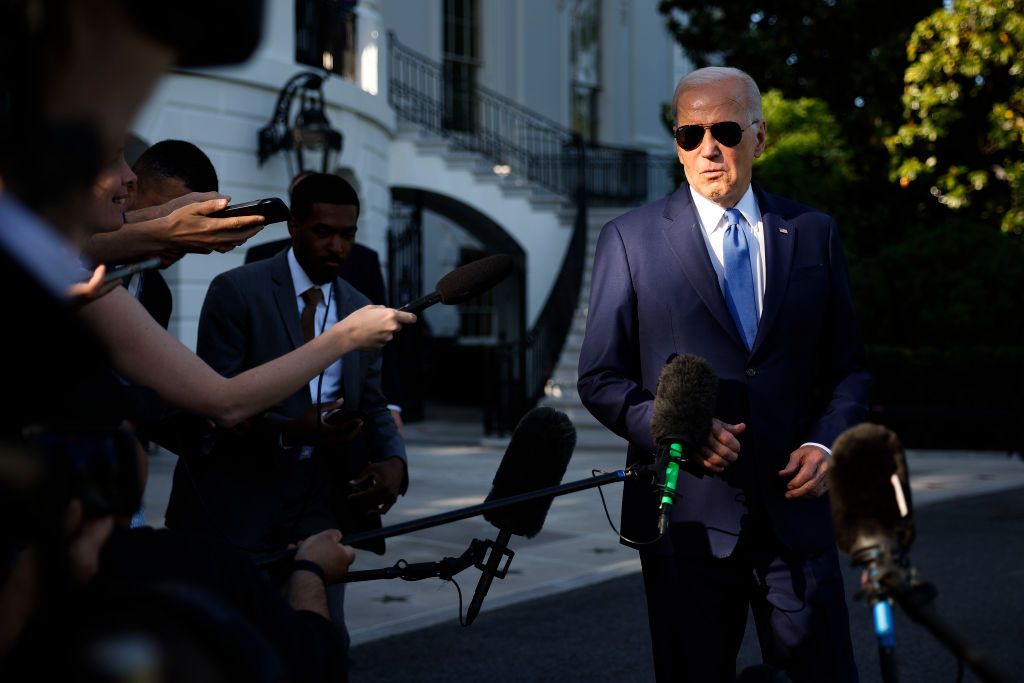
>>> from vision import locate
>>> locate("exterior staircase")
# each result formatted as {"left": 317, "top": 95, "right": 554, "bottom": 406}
{"left": 393, "top": 119, "right": 577, "bottom": 223}
{"left": 541, "top": 205, "right": 633, "bottom": 453}
{"left": 386, "top": 32, "right": 674, "bottom": 436}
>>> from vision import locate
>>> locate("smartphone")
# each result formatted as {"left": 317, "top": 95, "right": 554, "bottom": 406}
{"left": 101, "top": 257, "right": 162, "bottom": 284}
{"left": 208, "top": 197, "right": 290, "bottom": 225}
{"left": 322, "top": 407, "right": 364, "bottom": 425}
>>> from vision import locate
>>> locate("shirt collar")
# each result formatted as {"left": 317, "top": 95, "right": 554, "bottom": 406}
{"left": 286, "top": 246, "right": 319, "bottom": 299}
{"left": 0, "top": 193, "right": 89, "bottom": 300}
{"left": 688, "top": 183, "right": 761, "bottom": 234}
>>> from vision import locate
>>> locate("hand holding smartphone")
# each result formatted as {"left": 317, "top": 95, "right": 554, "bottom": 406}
{"left": 208, "top": 197, "right": 290, "bottom": 225}
{"left": 101, "top": 257, "right": 162, "bottom": 284}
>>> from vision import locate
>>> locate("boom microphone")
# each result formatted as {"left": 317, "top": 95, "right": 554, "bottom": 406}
{"left": 649, "top": 354, "right": 717, "bottom": 534}
{"left": 831, "top": 423, "right": 913, "bottom": 683}
{"left": 830, "top": 423, "right": 915, "bottom": 562}
{"left": 465, "top": 407, "right": 576, "bottom": 625}
{"left": 399, "top": 254, "right": 514, "bottom": 314}
{"left": 831, "top": 424, "right": 1009, "bottom": 683}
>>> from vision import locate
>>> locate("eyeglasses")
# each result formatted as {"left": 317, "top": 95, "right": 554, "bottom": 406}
{"left": 673, "top": 121, "right": 759, "bottom": 151}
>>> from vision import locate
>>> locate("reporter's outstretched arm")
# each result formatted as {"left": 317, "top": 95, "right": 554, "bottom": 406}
{"left": 76, "top": 286, "right": 416, "bottom": 427}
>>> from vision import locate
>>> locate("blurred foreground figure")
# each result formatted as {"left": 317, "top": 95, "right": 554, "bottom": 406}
{"left": 0, "top": 2, "right": 367, "bottom": 680}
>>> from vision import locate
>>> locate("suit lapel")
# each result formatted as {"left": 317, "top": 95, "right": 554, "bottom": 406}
{"left": 270, "top": 250, "right": 304, "bottom": 350}
{"left": 334, "top": 277, "right": 361, "bottom": 404}
{"left": 750, "top": 186, "right": 795, "bottom": 357}
{"left": 660, "top": 186, "right": 747, "bottom": 351}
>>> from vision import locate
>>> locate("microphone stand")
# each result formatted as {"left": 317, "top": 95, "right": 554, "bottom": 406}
{"left": 340, "top": 537, "right": 494, "bottom": 583}
{"left": 856, "top": 546, "right": 901, "bottom": 683}
{"left": 852, "top": 543, "right": 1009, "bottom": 683}
{"left": 254, "top": 469, "right": 632, "bottom": 571}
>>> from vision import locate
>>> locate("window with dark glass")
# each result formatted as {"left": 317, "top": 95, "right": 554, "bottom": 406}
{"left": 296, "top": 0, "right": 358, "bottom": 81}
{"left": 457, "top": 247, "right": 495, "bottom": 341}
{"left": 443, "top": 0, "right": 479, "bottom": 132}
{"left": 570, "top": 0, "right": 600, "bottom": 143}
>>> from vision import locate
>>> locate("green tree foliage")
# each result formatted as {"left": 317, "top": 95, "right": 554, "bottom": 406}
{"left": 753, "top": 90, "right": 854, "bottom": 213}
{"left": 657, "top": 0, "right": 939, "bottom": 177}
{"left": 887, "top": 0, "right": 1024, "bottom": 234}
{"left": 658, "top": 1, "right": 1024, "bottom": 433}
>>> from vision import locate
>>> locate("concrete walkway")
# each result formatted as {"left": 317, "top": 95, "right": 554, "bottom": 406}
{"left": 142, "top": 416, "right": 1024, "bottom": 647}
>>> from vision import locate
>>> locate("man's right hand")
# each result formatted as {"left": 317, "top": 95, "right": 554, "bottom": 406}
{"left": 699, "top": 419, "right": 745, "bottom": 473}
{"left": 281, "top": 399, "right": 364, "bottom": 448}
{"left": 294, "top": 529, "right": 355, "bottom": 585}
{"left": 336, "top": 306, "right": 417, "bottom": 349}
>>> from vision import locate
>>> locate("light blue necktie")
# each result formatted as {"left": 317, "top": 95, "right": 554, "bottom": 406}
{"left": 722, "top": 208, "right": 758, "bottom": 350}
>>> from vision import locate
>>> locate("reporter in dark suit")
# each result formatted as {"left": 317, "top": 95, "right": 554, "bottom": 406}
{"left": 245, "top": 179, "right": 404, "bottom": 419}
{"left": 577, "top": 67, "right": 869, "bottom": 682}
{"left": 166, "top": 174, "right": 407, "bottom": 645}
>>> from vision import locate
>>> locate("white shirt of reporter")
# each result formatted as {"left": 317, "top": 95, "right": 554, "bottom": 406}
{"left": 287, "top": 247, "right": 343, "bottom": 403}
{"left": 287, "top": 248, "right": 343, "bottom": 461}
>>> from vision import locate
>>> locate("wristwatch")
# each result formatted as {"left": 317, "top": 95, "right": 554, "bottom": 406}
{"left": 291, "top": 559, "right": 326, "bottom": 583}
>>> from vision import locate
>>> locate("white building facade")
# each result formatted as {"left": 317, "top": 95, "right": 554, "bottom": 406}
{"left": 132, "top": 0, "right": 688, "bottom": 422}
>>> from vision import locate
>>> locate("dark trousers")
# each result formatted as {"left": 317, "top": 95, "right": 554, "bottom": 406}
{"left": 639, "top": 520, "right": 858, "bottom": 683}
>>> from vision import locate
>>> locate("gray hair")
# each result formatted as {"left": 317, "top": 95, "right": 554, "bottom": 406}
{"left": 672, "top": 67, "right": 763, "bottom": 124}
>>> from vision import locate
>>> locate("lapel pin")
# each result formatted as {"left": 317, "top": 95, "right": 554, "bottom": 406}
{"left": 779, "top": 227, "right": 789, "bottom": 234}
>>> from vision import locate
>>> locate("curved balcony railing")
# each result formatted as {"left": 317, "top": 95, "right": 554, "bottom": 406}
{"left": 389, "top": 32, "right": 676, "bottom": 204}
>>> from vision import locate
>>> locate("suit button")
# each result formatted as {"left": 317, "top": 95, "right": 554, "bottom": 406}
{"left": 745, "top": 368, "right": 757, "bottom": 377}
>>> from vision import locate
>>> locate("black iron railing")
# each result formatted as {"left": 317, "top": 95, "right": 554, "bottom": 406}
{"left": 390, "top": 32, "right": 670, "bottom": 204}
{"left": 523, "top": 181, "right": 589, "bottom": 405}
{"left": 483, "top": 183, "right": 589, "bottom": 436}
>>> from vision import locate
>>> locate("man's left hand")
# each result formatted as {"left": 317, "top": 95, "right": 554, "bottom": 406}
{"left": 349, "top": 456, "right": 405, "bottom": 514}
{"left": 778, "top": 445, "right": 830, "bottom": 499}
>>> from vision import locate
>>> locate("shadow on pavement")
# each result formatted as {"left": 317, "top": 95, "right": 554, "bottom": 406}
{"left": 351, "top": 485, "right": 1024, "bottom": 682}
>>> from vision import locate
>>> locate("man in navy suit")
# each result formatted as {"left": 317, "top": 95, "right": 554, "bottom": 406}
{"left": 245, "top": 175, "right": 406, "bottom": 426}
{"left": 577, "top": 67, "right": 869, "bottom": 682}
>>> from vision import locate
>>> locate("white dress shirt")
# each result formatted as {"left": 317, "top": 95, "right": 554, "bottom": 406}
{"left": 287, "top": 247, "right": 343, "bottom": 403}
{"left": 689, "top": 184, "right": 765, "bottom": 316}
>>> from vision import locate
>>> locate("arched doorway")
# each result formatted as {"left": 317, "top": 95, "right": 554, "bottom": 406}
{"left": 388, "top": 187, "right": 526, "bottom": 427}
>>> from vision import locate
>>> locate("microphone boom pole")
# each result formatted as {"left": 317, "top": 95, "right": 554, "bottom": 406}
{"left": 345, "top": 470, "right": 628, "bottom": 547}
{"left": 253, "top": 470, "right": 630, "bottom": 570}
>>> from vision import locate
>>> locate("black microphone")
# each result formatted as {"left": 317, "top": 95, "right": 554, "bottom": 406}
{"left": 831, "top": 423, "right": 914, "bottom": 683}
{"left": 832, "top": 426, "right": 1011, "bottom": 683}
{"left": 465, "top": 407, "right": 576, "bottom": 625}
{"left": 830, "top": 423, "right": 915, "bottom": 563}
{"left": 649, "top": 354, "right": 717, "bottom": 534}
{"left": 399, "top": 254, "right": 514, "bottom": 314}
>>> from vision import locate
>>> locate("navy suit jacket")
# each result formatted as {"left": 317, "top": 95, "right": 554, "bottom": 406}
{"left": 577, "top": 183, "right": 870, "bottom": 558}
{"left": 245, "top": 238, "right": 403, "bottom": 406}
{"left": 166, "top": 249, "right": 405, "bottom": 553}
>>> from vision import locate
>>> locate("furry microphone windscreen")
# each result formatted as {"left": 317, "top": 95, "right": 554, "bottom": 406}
{"left": 650, "top": 354, "right": 717, "bottom": 447}
{"left": 830, "top": 423, "right": 915, "bottom": 557}
{"left": 436, "top": 254, "right": 514, "bottom": 305}
{"left": 482, "top": 407, "right": 576, "bottom": 538}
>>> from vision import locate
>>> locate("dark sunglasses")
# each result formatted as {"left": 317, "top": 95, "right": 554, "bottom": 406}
{"left": 673, "top": 121, "right": 758, "bottom": 151}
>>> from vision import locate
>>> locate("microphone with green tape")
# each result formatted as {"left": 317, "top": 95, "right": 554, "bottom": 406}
{"left": 650, "top": 355, "right": 718, "bottom": 535}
